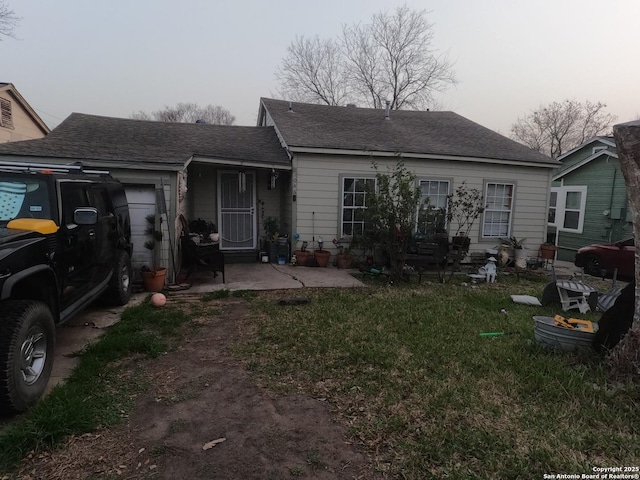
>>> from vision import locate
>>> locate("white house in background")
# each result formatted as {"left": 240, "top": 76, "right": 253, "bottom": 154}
{"left": 0, "top": 83, "right": 50, "bottom": 143}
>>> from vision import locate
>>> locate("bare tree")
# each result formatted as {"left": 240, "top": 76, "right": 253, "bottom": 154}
{"left": 275, "top": 36, "right": 351, "bottom": 106}
{"left": 276, "top": 5, "right": 456, "bottom": 110}
{"left": 511, "top": 100, "right": 617, "bottom": 159}
{"left": 0, "top": 0, "right": 19, "bottom": 40}
{"left": 130, "top": 103, "right": 235, "bottom": 125}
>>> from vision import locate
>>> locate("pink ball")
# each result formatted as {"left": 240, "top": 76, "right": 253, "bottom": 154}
{"left": 150, "top": 292, "right": 167, "bottom": 307}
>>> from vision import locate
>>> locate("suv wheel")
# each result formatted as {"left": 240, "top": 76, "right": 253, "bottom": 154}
{"left": 0, "top": 301, "right": 55, "bottom": 414}
{"left": 103, "top": 250, "right": 132, "bottom": 306}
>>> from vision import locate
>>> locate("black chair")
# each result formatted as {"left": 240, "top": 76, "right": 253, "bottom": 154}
{"left": 180, "top": 235, "right": 225, "bottom": 283}
{"left": 178, "top": 215, "right": 224, "bottom": 283}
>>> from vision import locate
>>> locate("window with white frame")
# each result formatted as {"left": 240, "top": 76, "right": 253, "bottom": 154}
{"left": 482, "top": 182, "right": 514, "bottom": 238}
{"left": 549, "top": 186, "right": 587, "bottom": 233}
{"left": 548, "top": 191, "right": 557, "bottom": 224}
{"left": 341, "top": 177, "right": 376, "bottom": 237}
{"left": 418, "top": 179, "right": 449, "bottom": 234}
{"left": 420, "top": 179, "right": 449, "bottom": 211}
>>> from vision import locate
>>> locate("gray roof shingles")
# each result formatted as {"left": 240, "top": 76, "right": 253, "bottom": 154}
{"left": 261, "top": 98, "right": 558, "bottom": 165}
{"left": 0, "top": 113, "right": 290, "bottom": 167}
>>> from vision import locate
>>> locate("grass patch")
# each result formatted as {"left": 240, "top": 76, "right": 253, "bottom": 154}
{"left": 202, "top": 289, "right": 230, "bottom": 301}
{"left": 0, "top": 300, "right": 191, "bottom": 472}
{"left": 237, "top": 278, "right": 640, "bottom": 479}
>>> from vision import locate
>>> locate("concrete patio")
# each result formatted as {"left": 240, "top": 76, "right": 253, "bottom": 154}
{"left": 178, "top": 263, "right": 366, "bottom": 293}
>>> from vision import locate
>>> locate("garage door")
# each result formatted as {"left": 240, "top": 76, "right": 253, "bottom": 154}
{"left": 125, "top": 186, "right": 156, "bottom": 277}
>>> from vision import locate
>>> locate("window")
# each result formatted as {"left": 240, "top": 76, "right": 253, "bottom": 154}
{"left": 0, "top": 98, "right": 13, "bottom": 129}
{"left": 549, "top": 186, "right": 587, "bottom": 233}
{"left": 0, "top": 175, "right": 50, "bottom": 221}
{"left": 482, "top": 182, "right": 514, "bottom": 238}
{"left": 548, "top": 191, "right": 557, "bottom": 224}
{"left": 60, "top": 183, "right": 90, "bottom": 226}
{"left": 418, "top": 179, "right": 449, "bottom": 235}
{"left": 420, "top": 179, "right": 449, "bottom": 211}
{"left": 341, "top": 177, "right": 376, "bottom": 236}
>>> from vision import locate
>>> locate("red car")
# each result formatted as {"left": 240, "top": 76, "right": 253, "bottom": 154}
{"left": 574, "top": 238, "right": 635, "bottom": 278}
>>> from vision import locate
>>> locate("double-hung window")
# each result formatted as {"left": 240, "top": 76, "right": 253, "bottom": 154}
{"left": 548, "top": 186, "right": 587, "bottom": 233}
{"left": 418, "top": 179, "right": 450, "bottom": 235}
{"left": 341, "top": 177, "right": 376, "bottom": 237}
{"left": 482, "top": 182, "right": 514, "bottom": 238}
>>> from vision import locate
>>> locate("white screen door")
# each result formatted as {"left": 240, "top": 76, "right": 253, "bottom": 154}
{"left": 218, "top": 171, "right": 256, "bottom": 250}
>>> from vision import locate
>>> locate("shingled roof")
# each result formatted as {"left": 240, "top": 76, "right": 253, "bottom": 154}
{"left": 0, "top": 113, "right": 290, "bottom": 168}
{"left": 260, "top": 98, "right": 557, "bottom": 166}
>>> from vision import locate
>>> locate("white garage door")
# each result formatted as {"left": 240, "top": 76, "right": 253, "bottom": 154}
{"left": 125, "top": 186, "right": 156, "bottom": 277}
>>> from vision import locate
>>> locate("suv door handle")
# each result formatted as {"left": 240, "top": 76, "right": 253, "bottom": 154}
{"left": 88, "top": 229, "right": 96, "bottom": 238}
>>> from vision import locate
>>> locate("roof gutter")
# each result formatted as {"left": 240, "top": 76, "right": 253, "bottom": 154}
{"left": 287, "top": 147, "right": 559, "bottom": 169}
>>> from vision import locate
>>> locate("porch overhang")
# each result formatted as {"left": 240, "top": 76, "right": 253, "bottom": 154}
{"left": 187, "top": 155, "right": 292, "bottom": 171}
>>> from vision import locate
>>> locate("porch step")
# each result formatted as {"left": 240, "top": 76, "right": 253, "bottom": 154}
{"left": 224, "top": 250, "right": 260, "bottom": 264}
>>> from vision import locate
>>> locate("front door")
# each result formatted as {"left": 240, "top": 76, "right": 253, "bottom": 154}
{"left": 218, "top": 171, "right": 256, "bottom": 250}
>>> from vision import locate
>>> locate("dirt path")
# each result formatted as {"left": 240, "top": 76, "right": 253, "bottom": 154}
{"left": 12, "top": 298, "right": 381, "bottom": 480}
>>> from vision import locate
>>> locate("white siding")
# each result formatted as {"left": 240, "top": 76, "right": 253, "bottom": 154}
{"left": 293, "top": 153, "right": 554, "bottom": 259}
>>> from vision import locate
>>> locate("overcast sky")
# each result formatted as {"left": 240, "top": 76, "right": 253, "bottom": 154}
{"left": 3, "top": 0, "right": 639, "bottom": 135}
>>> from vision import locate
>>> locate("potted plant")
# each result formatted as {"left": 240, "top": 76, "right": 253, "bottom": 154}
{"left": 141, "top": 214, "right": 167, "bottom": 292}
{"left": 539, "top": 242, "right": 557, "bottom": 260}
{"left": 293, "top": 237, "right": 310, "bottom": 266}
{"left": 446, "top": 183, "right": 484, "bottom": 255}
{"left": 442, "top": 182, "right": 484, "bottom": 277}
{"left": 263, "top": 216, "right": 279, "bottom": 262}
{"left": 502, "top": 236, "right": 527, "bottom": 268}
{"left": 312, "top": 236, "right": 331, "bottom": 267}
{"left": 333, "top": 237, "right": 354, "bottom": 269}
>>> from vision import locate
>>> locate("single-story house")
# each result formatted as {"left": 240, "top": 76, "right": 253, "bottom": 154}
{"left": 0, "top": 98, "right": 559, "bottom": 280}
{"left": 550, "top": 136, "right": 632, "bottom": 262}
{"left": 258, "top": 98, "right": 558, "bottom": 261}
{"left": 0, "top": 83, "right": 50, "bottom": 143}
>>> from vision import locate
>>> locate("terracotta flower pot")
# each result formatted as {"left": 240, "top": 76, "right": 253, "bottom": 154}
{"left": 313, "top": 250, "right": 331, "bottom": 267}
{"left": 336, "top": 253, "right": 353, "bottom": 269}
{"left": 294, "top": 250, "right": 310, "bottom": 266}
{"left": 141, "top": 267, "right": 167, "bottom": 292}
{"left": 540, "top": 244, "right": 557, "bottom": 260}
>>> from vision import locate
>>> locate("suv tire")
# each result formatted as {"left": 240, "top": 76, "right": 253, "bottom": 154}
{"left": 103, "top": 250, "right": 132, "bottom": 306}
{"left": 0, "top": 301, "right": 55, "bottom": 414}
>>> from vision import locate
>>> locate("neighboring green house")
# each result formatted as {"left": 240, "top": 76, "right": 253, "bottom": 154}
{"left": 550, "top": 136, "right": 632, "bottom": 262}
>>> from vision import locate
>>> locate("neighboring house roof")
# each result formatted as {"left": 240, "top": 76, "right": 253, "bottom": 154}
{"left": 554, "top": 148, "right": 618, "bottom": 181}
{"left": 0, "top": 82, "right": 50, "bottom": 136}
{"left": 0, "top": 113, "right": 290, "bottom": 169}
{"left": 556, "top": 136, "right": 616, "bottom": 162}
{"left": 259, "top": 97, "right": 558, "bottom": 166}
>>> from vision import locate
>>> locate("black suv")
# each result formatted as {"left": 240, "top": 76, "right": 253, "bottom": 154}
{"left": 0, "top": 161, "right": 132, "bottom": 413}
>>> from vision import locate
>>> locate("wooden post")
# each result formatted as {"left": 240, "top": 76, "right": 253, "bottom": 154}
{"left": 611, "top": 120, "right": 640, "bottom": 377}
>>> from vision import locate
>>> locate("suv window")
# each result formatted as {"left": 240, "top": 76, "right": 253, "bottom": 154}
{"left": 0, "top": 174, "right": 51, "bottom": 223}
{"left": 60, "top": 182, "right": 90, "bottom": 227}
